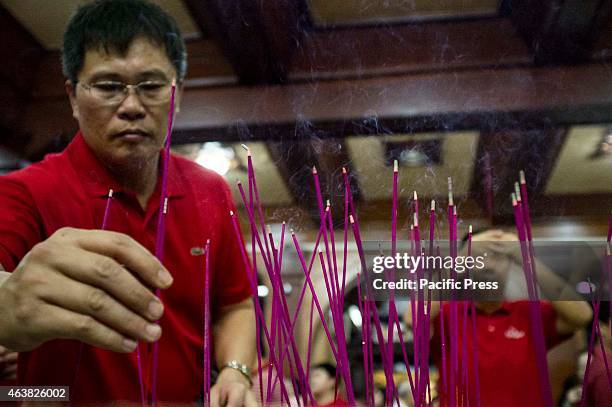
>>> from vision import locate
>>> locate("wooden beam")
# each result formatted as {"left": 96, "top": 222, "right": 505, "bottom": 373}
{"left": 172, "top": 63, "right": 612, "bottom": 143}
{"left": 182, "top": 0, "right": 306, "bottom": 84}
{"left": 0, "top": 5, "right": 44, "bottom": 155}
{"left": 507, "top": 0, "right": 612, "bottom": 64}
{"left": 290, "top": 18, "right": 531, "bottom": 81}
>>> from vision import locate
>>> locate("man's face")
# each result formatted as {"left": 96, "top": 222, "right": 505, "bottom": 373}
{"left": 67, "top": 37, "right": 180, "bottom": 168}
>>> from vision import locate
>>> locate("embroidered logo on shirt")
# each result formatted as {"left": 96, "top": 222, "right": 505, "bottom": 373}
{"left": 504, "top": 326, "right": 525, "bottom": 339}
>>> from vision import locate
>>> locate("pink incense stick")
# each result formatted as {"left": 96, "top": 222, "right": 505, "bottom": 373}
{"left": 72, "top": 189, "right": 117, "bottom": 402}
{"left": 580, "top": 297, "right": 602, "bottom": 407}
{"left": 384, "top": 161, "right": 400, "bottom": 405}
{"left": 512, "top": 194, "right": 554, "bottom": 407}
{"left": 447, "top": 178, "right": 459, "bottom": 407}
{"left": 203, "top": 240, "right": 211, "bottom": 407}
{"left": 150, "top": 81, "right": 176, "bottom": 406}
{"left": 467, "top": 225, "right": 481, "bottom": 407}
{"left": 243, "top": 146, "right": 274, "bottom": 271}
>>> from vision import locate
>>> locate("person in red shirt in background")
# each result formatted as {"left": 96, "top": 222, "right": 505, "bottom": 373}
{"left": 310, "top": 363, "right": 349, "bottom": 407}
{"left": 405, "top": 230, "right": 592, "bottom": 407}
{"left": 0, "top": 0, "right": 256, "bottom": 405}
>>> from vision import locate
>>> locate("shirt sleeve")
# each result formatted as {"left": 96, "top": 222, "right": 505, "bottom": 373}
{"left": 0, "top": 175, "right": 43, "bottom": 272}
{"left": 211, "top": 176, "right": 253, "bottom": 315}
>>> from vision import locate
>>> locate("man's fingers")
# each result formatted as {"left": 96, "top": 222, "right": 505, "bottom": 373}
{"left": 210, "top": 385, "right": 221, "bottom": 407}
{"left": 226, "top": 386, "right": 247, "bottom": 407}
{"left": 55, "top": 228, "right": 172, "bottom": 289}
{"left": 39, "top": 272, "right": 161, "bottom": 343}
{"left": 46, "top": 247, "right": 164, "bottom": 322}
{"left": 40, "top": 303, "right": 139, "bottom": 353}
{"left": 0, "top": 352, "right": 17, "bottom": 364}
{"left": 244, "top": 391, "right": 258, "bottom": 407}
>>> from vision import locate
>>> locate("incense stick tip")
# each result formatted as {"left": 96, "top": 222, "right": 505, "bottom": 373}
{"left": 229, "top": 210, "right": 234, "bottom": 216}
{"left": 519, "top": 170, "right": 526, "bottom": 184}
{"left": 349, "top": 215, "right": 355, "bottom": 224}
{"left": 163, "top": 197, "right": 168, "bottom": 214}
{"left": 413, "top": 213, "right": 419, "bottom": 227}
{"left": 342, "top": 167, "right": 347, "bottom": 174}
{"left": 511, "top": 193, "right": 517, "bottom": 206}
{"left": 469, "top": 225, "right": 473, "bottom": 234}
{"left": 431, "top": 200, "right": 435, "bottom": 210}
{"left": 312, "top": 166, "right": 317, "bottom": 174}
{"left": 108, "top": 188, "right": 113, "bottom": 198}
{"left": 413, "top": 190, "right": 418, "bottom": 200}
{"left": 393, "top": 160, "right": 398, "bottom": 172}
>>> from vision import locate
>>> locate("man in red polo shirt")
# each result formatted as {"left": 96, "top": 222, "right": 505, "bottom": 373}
{"left": 406, "top": 230, "right": 592, "bottom": 406}
{"left": 0, "top": 0, "right": 256, "bottom": 405}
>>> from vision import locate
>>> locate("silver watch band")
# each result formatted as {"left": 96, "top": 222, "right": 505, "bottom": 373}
{"left": 221, "top": 360, "right": 252, "bottom": 385}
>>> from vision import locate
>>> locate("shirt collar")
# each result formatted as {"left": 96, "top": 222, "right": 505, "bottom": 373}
{"left": 66, "top": 131, "right": 186, "bottom": 199}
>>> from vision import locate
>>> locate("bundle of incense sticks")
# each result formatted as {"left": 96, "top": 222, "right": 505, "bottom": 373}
{"left": 231, "top": 147, "right": 601, "bottom": 407}
{"left": 230, "top": 149, "right": 442, "bottom": 406}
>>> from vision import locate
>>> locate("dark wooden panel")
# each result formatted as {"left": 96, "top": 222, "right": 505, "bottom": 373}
{"left": 290, "top": 18, "right": 531, "bottom": 80}
{"left": 183, "top": 0, "right": 306, "bottom": 84}
{"left": 267, "top": 137, "right": 360, "bottom": 226}
{"left": 470, "top": 128, "right": 568, "bottom": 222}
{"left": 507, "top": 0, "right": 612, "bottom": 63}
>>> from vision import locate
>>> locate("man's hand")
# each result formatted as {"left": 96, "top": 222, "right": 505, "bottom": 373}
{"left": 0, "top": 227, "right": 173, "bottom": 353}
{"left": 210, "top": 368, "right": 257, "bottom": 407}
{"left": 0, "top": 345, "right": 17, "bottom": 380}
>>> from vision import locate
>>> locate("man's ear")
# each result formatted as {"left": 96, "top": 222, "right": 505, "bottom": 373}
{"left": 65, "top": 80, "right": 80, "bottom": 121}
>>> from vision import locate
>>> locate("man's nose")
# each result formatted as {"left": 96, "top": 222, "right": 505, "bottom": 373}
{"left": 117, "top": 89, "right": 146, "bottom": 121}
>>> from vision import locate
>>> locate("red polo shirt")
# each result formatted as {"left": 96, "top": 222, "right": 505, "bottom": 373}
{"left": 0, "top": 132, "right": 252, "bottom": 404}
{"left": 432, "top": 301, "right": 567, "bottom": 407}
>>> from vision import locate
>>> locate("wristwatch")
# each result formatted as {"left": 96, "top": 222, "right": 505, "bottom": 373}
{"left": 221, "top": 360, "right": 252, "bottom": 386}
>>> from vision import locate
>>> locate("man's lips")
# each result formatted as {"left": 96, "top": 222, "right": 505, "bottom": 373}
{"left": 113, "top": 130, "right": 151, "bottom": 141}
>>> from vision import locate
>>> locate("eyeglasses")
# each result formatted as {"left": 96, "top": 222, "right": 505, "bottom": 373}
{"left": 78, "top": 80, "right": 174, "bottom": 106}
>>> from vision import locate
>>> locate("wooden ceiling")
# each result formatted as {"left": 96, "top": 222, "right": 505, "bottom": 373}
{"left": 1, "top": 0, "right": 611, "bottom": 231}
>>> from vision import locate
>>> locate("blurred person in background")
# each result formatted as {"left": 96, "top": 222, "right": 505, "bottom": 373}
{"left": 404, "top": 229, "right": 592, "bottom": 407}
{"left": 310, "top": 362, "right": 349, "bottom": 407}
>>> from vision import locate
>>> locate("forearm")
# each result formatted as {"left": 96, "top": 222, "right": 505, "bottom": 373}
{"left": 213, "top": 299, "right": 256, "bottom": 370}
{"left": 530, "top": 258, "right": 592, "bottom": 332}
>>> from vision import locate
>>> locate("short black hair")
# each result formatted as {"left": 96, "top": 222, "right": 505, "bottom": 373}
{"left": 62, "top": 0, "right": 187, "bottom": 84}
{"left": 312, "top": 362, "right": 336, "bottom": 378}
